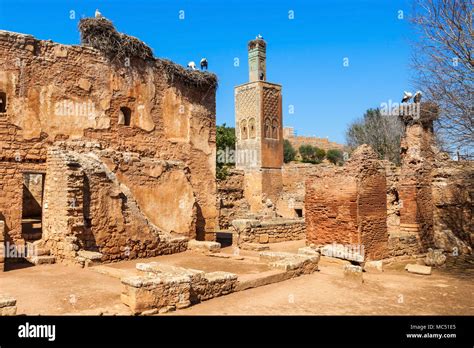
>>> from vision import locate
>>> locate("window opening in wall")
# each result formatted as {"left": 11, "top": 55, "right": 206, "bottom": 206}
{"left": 119, "top": 107, "right": 132, "bottom": 126}
{"left": 0, "top": 92, "right": 6, "bottom": 113}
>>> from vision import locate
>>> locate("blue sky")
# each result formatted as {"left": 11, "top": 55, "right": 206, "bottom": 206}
{"left": 0, "top": 0, "right": 415, "bottom": 144}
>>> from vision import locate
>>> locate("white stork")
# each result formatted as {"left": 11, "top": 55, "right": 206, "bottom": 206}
{"left": 187, "top": 61, "right": 197, "bottom": 70}
{"left": 413, "top": 91, "right": 422, "bottom": 103}
{"left": 95, "top": 9, "right": 103, "bottom": 19}
{"left": 401, "top": 91, "right": 413, "bottom": 103}
{"left": 200, "top": 58, "right": 208, "bottom": 70}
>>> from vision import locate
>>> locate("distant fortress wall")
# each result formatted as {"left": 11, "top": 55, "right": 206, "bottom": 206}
{"left": 283, "top": 127, "right": 345, "bottom": 153}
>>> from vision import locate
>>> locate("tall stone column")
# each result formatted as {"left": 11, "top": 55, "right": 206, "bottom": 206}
{"left": 398, "top": 102, "right": 438, "bottom": 253}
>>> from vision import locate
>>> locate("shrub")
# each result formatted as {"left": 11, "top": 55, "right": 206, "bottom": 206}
{"left": 283, "top": 140, "right": 296, "bottom": 163}
{"left": 326, "top": 149, "right": 344, "bottom": 165}
{"left": 299, "top": 144, "right": 325, "bottom": 164}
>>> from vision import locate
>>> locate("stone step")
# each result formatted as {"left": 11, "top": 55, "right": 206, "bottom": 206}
{"left": 26, "top": 243, "right": 50, "bottom": 257}
{"left": 27, "top": 255, "right": 56, "bottom": 265}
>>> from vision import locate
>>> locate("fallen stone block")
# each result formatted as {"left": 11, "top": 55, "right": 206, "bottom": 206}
{"left": 77, "top": 250, "right": 103, "bottom": 267}
{"left": 321, "top": 243, "right": 364, "bottom": 263}
{"left": 343, "top": 265, "right": 364, "bottom": 283}
{"left": 0, "top": 295, "right": 17, "bottom": 316}
{"left": 78, "top": 250, "right": 103, "bottom": 261}
{"left": 260, "top": 251, "right": 319, "bottom": 274}
{"left": 27, "top": 255, "right": 56, "bottom": 265}
{"left": 364, "top": 260, "right": 383, "bottom": 272}
{"left": 240, "top": 243, "right": 270, "bottom": 251}
{"left": 298, "top": 246, "right": 320, "bottom": 256}
{"left": 188, "top": 240, "right": 221, "bottom": 253}
{"left": 424, "top": 248, "right": 446, "bottom": 267}
{"left": 405, "top": 263, "right": 432, "bottom": 275}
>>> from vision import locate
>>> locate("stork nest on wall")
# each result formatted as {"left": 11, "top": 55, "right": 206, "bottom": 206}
{"left": 156, "top": 59, "right": 218, "bottom": 88}
{"left": 79, "top": 18, "right": 154, "bottom": 61}
{"left": 78, "top": 17, "right": 217, "bottom": 88}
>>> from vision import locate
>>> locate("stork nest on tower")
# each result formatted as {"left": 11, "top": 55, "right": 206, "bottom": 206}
{"left": 78, "top": 17, "right": 154, "bottom": 62}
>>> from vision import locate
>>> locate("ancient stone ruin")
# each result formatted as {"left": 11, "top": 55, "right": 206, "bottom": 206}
{"left": 305, "top": 145, "right": 388, "bottom": 260}
{"left": 0, "top": 19, "right": 218, "bottom": 268}
{"left": 0, "top": 22, "right": 472, "bottom": 317}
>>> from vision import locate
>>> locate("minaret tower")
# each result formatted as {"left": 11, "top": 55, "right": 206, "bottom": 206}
{"left": 248, "top": 38, "right": 266, "bottom": 82}
{"left": 234, "top": 37, "right": 283, "bottom": 211}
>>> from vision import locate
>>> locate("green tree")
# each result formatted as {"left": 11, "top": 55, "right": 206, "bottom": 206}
{"left": 314, "top": 147, "right": 326, "bottom": 163}
{"left": 283, "top": 139, "right": 296, "bottom": 163}
{"left": 299, "top": 144, "right": 325, "bottom": 164}
{"left": 216, "top": 123, "right": 236, "bottom": 180}
{"left": 326, "top": 149, "right": 344, "bottom": 165}
{"left": 346, "top": 108, "right": 403, "bottom": 165}
{"left": 216, "top": 123, "right": 236, "bottom": 153}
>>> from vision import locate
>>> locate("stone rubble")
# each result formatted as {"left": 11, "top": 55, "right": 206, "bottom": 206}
{"left": 405, "top": 263, "right": 432, "bottom": 275}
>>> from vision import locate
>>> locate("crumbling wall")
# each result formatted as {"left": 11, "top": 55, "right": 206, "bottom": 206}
{"left": 217, "top": 169, "right": 250, "bottom": 229}
{"left": 431, "top": 158, "right": 473, "bottom": 254}
{"left": 0, "top": 29, "right": 217, "bottom": 254}
{"left": 305, "top": 145, "right": 388, "bottom": 260}
{"left": 397, "top": 103, "right": 437, "bottom": 253}
{"left": 231, "top": 218, "right": 305, "bottom": 245}
{"left": 276, "top": 163, "right": 325, "bottom": 218}
{"left": 42, "top": 145, "right": 188, "bottom": 264}
{"left": 384, "top": 161, "right": 401, "bottom": 237}
{"left": 283, "top": 133, "right": 345, "bottom": 160}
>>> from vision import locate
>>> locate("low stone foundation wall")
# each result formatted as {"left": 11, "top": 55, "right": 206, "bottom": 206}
{"left": 231, "top": 218, "right": 305, "bottom": 246}
{"left": 121, "top": 250, "right": 319, "bottom": 314}
{"left": 0, "top": 295, "right": 17, "bottom": 316}
{"left": 388, "top": 233, "right": 422, "bottom": 257}
{"left": 259, "top": 251, "right": 319, "bottom": 274}
{"left": 121, "top": 263, "right": 237, "bottom": 314}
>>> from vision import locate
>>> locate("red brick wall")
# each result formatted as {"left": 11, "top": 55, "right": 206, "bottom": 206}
{"left": 306, "top": 174, "right": 358, "bottom": 245}
{"left": 305, "top": 145, "right": 388, "bottom": 260}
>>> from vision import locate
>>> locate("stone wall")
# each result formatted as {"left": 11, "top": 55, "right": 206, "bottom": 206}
{"left": 305, "top": 145, "right": 388, "bottom": 260}
{"left": 217, "top": 169, "right": 250, "bottom": 229}
{"left": 283, "top": 131, "right": 345, "bottom": 159}
{"left": 384, "top": 161, "right": 401, "bottom": 237}
{"left": 121, "top": 250, "right": 319, "bottom": 314}
{"left": 431, "top": 158, "right": 473, "bottom": 254}
{"left": 0, "top": 28, "right": 218, "bottom": 265}
{"left": 231, "top": 218, "right": 305, "bottom": 246}
{"left": 42, "top": 145, "right": 188, "bottom": 265}
{"left": 121, "top": 263, "right": 238, "bottom": 314}
{"left": 276, "top": 163, "right": 326, "bottom": 218}
{"left": 397, "top": 103, "right": 437, "bottom": 254}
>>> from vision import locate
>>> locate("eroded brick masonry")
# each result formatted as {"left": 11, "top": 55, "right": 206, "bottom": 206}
{"left": 0, "top": 26, "right": 218, "bottom": 267}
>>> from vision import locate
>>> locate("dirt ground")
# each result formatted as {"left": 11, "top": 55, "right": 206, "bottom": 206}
{"left": 0, "top": 240, "right": 472, "bottom": 315}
